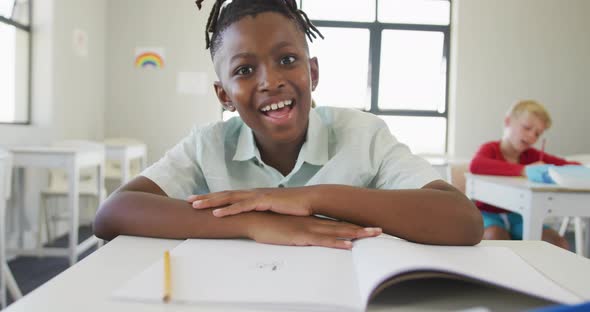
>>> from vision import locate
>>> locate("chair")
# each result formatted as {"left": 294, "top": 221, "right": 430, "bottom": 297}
{"left": 556, "top": 154, "right": 590, "bottom": 255}
{"left": 37, "top": 140, "right": 106, "bottom": 246}
{"left": 448, "top": 159, "right": 470, "bottom": 193}
{"left": 103, "top": 138, "right": 147, "bottom": 185}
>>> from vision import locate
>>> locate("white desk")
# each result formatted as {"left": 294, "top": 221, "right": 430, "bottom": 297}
{"left": 7, "top": 146, "right": 105, "bottom": 266}
{"left": 105, "top": 142, "right": 147, "bottom": 184}
{"left": 4, "top": 235, "right": 590, "bottom": 312}
{"left": 0, "top": 152, "right": 22, "bottom": 308}
{"left": 465, "top": 173, "right": 590, "bottom": 257}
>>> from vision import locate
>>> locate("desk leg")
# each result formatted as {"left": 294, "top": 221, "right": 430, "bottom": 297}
{"left": 579, "top": 217, "right": 590, "bottom": 258}
{"left": 520, "top": 194, "right": 544, "bottom": 241}
{"left": 1, "top": 180, "right": 6, "bottom": 308}
{"left": 96, "top": 163, "right": 105, "bottom": 248}
{"left": 67, "top": 164, "right": 80, "bottom": 266}
{"left": 121, "top": 155, "right": 130, "bottom": 184}
{"left": 15, "top": 168, "right": 25, "bottom": 249}
{"left": 141, "top": 154, "right": 147, "bottom": 172}
{"left": 2, "top": 263, "right": 22, "bottom": 302}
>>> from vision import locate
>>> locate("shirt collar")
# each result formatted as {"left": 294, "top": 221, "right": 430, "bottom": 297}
{"left": 233, "top": 122, "right": 259, "bottom": 162}
{"left": 300, "top": 108, "right": 329, "bottom": 166}
{"left": 232, "top": 109, "right": 329, "bottom": 165}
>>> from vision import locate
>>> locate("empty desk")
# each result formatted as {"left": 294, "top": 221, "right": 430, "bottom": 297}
{"left": 8, "top": 145, "right": 104, "bottom": 266}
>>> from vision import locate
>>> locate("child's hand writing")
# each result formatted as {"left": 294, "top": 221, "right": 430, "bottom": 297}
{"left": 188, "top": 187, "right": 313, "bottom": 217}
{"left": 522, "top": 161, "right": 547, "bottom": 177}
{"left": 246, "top": 213, "right": 382, "bottom": 250}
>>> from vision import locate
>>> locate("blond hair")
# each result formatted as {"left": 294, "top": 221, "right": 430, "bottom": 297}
{"left": 507, "top": 100, "right": 552, "bottom": 129}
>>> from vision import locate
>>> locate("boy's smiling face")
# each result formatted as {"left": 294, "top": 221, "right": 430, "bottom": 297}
{"left": 212, "top": 12, "right": 318, "bottom": 148}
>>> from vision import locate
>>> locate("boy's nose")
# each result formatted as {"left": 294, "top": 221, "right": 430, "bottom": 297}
{"left": 258, "top": 67, "right": 285, "bottom": 91}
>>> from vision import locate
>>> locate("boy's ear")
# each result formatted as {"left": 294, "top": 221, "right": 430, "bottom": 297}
{"left": 504, "top": 116, "right": 511, "bottom": 127}
{"left": 214, "top": 81, "right": 236, "bottom": 112}
{"left": 309, "top": 57, "right": 319, "bottom": 91}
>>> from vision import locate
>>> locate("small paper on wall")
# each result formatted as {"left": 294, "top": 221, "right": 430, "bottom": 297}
{"left": 135, "top": 48, "right": 165, "bottom": 69}
{"left": 177, "top": 72, "right": 208, "bottom": 95}
{"left": 72, "top": 29, "right": 88, "bottom": 57}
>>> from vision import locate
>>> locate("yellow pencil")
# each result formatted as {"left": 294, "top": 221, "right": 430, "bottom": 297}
{"left": 163, "top": 250, "right": 172, "bottom": 303}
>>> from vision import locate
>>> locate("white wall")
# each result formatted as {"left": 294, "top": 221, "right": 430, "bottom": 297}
{"left": 52, "top": 0, "right": 106, "bottom": 140}
{"left": 105, "top": 0, "right": 220, "bottom": 163}
{"left": 450, "top": 0, "right": 590, "bottom": 159}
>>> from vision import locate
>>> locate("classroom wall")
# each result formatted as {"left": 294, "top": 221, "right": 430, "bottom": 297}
{"left": 51, "top": 0, "right": 106, "bottom": 140}
{"left": 105, "top": 0, "right": 590, "bottom": 164}
{"left": 104, "top": 0, "right": 220, "bottom": 163}
{"left": 450, "top": 0, "right": 590, "bottom": 159}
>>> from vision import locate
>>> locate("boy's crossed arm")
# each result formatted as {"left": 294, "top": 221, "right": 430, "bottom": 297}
{"left": 188, "top": 180, "right": 483, "bottom": 246}
{"left": 93, "top": 176, "right": 380, "bottom": 250}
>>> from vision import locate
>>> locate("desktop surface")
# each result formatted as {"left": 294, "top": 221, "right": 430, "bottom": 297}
{"left": 4, "top": 236, "right": 590, "bottom": 312}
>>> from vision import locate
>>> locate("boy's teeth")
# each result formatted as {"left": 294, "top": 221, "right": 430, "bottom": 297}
{"left": 261, "top": 100, "right": 292, "bottom": 112}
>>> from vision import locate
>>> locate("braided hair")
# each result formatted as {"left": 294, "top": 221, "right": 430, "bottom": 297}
{"left": 195, "top": 0, "right": 323, "bottom": 57}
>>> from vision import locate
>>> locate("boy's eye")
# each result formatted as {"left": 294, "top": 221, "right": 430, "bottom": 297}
{"left": 280, "top": 55, "right": 296, "bottom": 65}
{"left": 235, "top": 66, "right": 253, "bottom": 76}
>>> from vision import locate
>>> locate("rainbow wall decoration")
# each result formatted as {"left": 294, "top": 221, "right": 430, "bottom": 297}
{"left": 134, "top": 48, "right": 165, "bottom": 69}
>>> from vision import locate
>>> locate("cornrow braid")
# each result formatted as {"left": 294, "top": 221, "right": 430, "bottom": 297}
{"left": 195, "top": 0, "right": 323, "bottom": 57}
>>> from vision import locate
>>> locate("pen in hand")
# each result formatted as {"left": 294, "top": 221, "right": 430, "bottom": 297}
{"left": 539, "top": 138, "right": 546, "bottom": 162}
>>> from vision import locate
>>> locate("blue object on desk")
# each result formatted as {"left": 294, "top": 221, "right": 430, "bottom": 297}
{"left": 525, "top": 165, "right": 556, "bottom": 184}
{"left": 529, "top": 301, "right": 590, "bottom": 312}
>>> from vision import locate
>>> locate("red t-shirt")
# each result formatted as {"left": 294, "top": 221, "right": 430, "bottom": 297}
{"left": 470, "top": 141, "right": 579, "bottom": 213}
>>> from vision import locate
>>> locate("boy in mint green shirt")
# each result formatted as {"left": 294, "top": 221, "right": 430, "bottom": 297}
{"left": 94, "top": 0, "right": 482, "bottom": 248}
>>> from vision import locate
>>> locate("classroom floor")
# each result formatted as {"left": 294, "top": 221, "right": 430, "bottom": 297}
{"left": 4, "top": 228, "right": 579, "bottom": 306}
{"left": 6, "top": 225, "right": 97, "bottom": 305}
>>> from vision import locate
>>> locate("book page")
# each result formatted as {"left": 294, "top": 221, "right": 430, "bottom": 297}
{"left": 351, "top": 235, "right": 582, "bottom": 306}
{"left": 113, "top": 239, "right": 363, "bottom": 311}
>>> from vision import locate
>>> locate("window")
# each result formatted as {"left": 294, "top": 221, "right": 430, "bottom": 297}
{"left": 302, "top": 0, "right": 450, "bottom": 154}
{"left": 1, "top": 0, "right": 31, "bottom": 124}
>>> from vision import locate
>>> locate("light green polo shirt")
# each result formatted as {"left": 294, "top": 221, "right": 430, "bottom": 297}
{"left": 142, "top": 107, "right": 440, "bottom": 199}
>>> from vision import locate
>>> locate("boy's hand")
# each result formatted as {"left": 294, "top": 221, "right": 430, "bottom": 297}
{"left": 187, "top": 187, "right": 313, "bottom": 217}
{"left": 522, "top": 161, "right": 547, "bottom": 177}
{"left": 246, "top": 213, "right": 382, "bottom": 250}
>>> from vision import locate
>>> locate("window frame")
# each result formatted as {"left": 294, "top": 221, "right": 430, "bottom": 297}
{"left": 0, "top": 0, "right": 33, "bottom": 125}
{"left": 302, "top": 0, "right": 451, "bottom": 153}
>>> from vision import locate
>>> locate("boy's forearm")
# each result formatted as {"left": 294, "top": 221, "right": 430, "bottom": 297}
{"left": 94, "top": 191, "right": 256, "bottom": 241}
{"left": 308, "top": 182, "right": 483, "bottom": 246}
{"left": 470, "top": 157, "right": 524, "bottom": 176}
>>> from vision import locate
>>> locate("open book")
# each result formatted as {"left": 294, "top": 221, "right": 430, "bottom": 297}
{"left": 113, "top": 235, "right": 582, "bottom": 311}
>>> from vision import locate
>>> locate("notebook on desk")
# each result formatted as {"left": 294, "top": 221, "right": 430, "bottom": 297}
{"left": 113, "top": 235, "right": 582, "bottom": 311}
{"left": 549, "top": 166, "right": 590, "bottom": 189}
{"left": 526, "top": 165, "right": 590, "bottom": 189}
